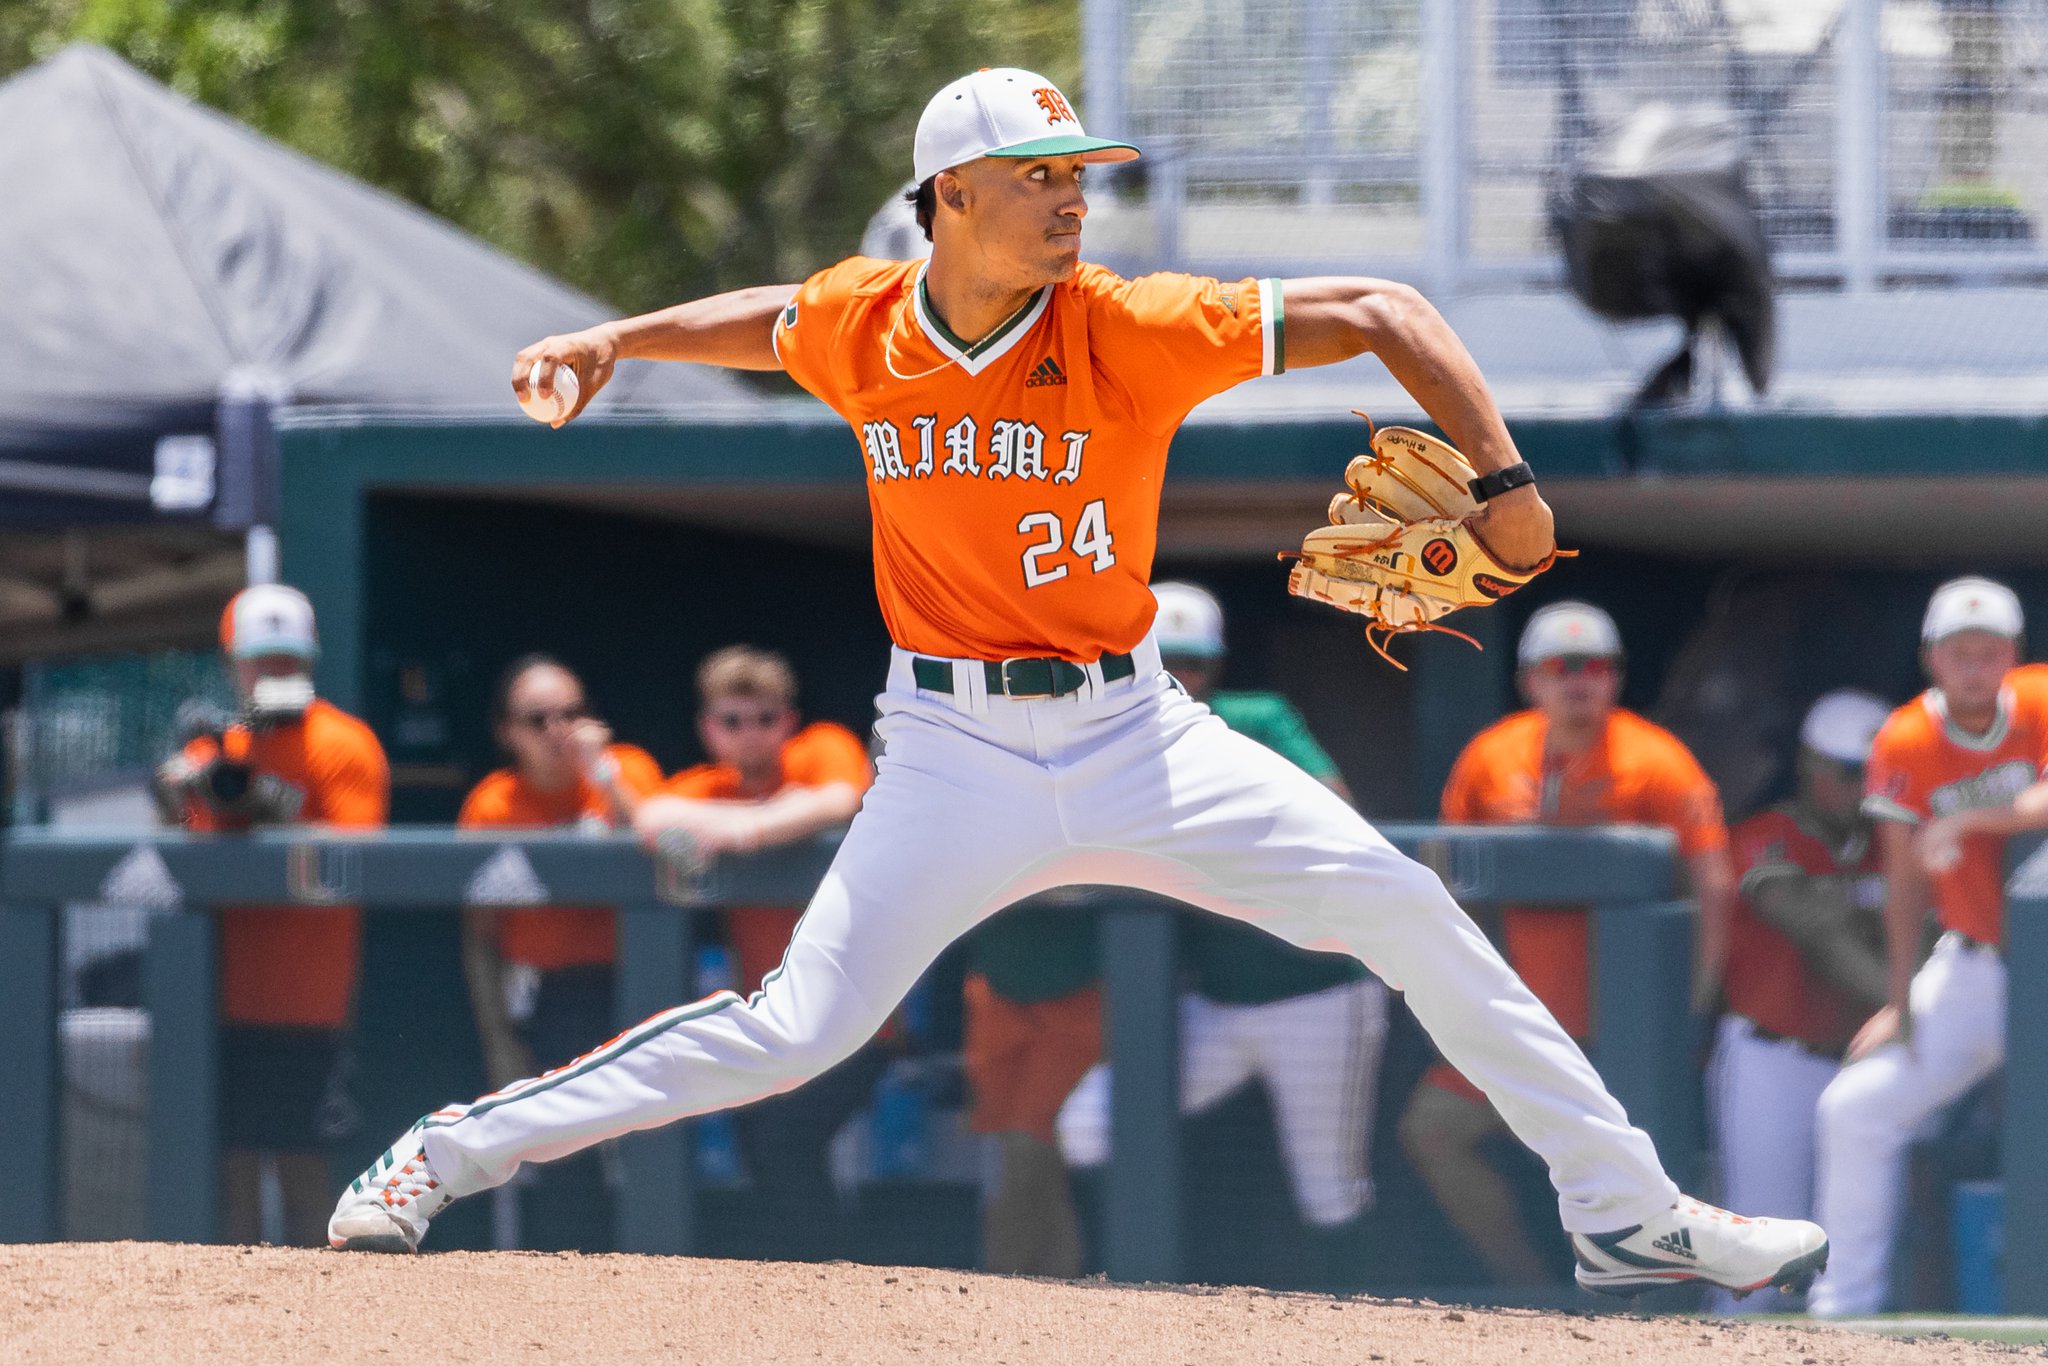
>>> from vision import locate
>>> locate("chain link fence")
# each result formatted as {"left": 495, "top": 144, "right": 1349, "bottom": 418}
{"left": 1089, "top": 0, "right": 2048, "bottom": 283}
{"left": 8, "top": 648, "right": 231, "bottom": 822}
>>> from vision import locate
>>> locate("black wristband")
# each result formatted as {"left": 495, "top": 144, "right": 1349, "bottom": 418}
{"left": 1468, "top": 461, "right": 1535, "bottom": 503}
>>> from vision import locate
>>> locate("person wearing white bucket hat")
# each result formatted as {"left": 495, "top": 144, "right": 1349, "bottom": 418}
{"left": 156, "top": 584, "right": 389, "bottom": 1246}
{"left": 1707, "top": 689, "right": 1893, "bottom": 1314}
{"left": 345, "top": 68, "right": 1826, "bottom": 1302}
{"left": 1811, "top": 579, "right": 2048, "bottom": 1316}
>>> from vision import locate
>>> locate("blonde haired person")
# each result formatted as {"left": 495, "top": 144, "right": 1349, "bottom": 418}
{"left": 638, "top": 646, "right": 880, "bottom": 1258}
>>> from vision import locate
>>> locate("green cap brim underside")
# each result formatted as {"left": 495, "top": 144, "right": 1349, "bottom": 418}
{"left": 986, "top": 134, "right": 1142, "bottom": 163}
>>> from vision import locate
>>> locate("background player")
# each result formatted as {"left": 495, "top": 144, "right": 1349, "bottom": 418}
{"left": 1400, "top": 600, "right": 1733, "bottom": 1286}
{"left": 637, "top": 646, "right": 880, "bottom": 1259}
{"left": 1811, "top": 578, "right": 2048, "bottom": 1316}
{"left": 457, "top": 655, "right": 664, "bottom": 1249}
{"left": 1708, "top": 688, "right": 1891, "bottom": 1313}
{"left": 962, "top": 893, "right": 1100, "bottom": 1277}
{"left": 1058, "top": 581, "right": 1390, "bottom": 1286}
{"left": 157, "top": 584, "right": 389, "bottom": 1246}
{"left": 333, "top": 67, "right": 1825, "bottom": 1298}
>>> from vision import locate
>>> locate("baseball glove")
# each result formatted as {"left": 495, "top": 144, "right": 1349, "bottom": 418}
{"left": 1282, "top": 415, "right": 1568, "bottom": 667}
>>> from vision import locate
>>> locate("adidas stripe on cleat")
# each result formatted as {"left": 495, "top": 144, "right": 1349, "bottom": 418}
{"left": 327, "top": 1119, "right": 454, "bottom": 1253}
{"left": 1570, "top": 1196, "right": 1828, "bottom": 1299}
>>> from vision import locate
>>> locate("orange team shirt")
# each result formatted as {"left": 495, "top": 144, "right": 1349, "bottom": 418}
{"left": 1440, "top": 708, "right": 1728, "bottom": 1038}
{"left": 1863, "top": 667, "right": 2048, "bottom": 947}
{"left": 180, "top": 699, "right": 389, "bottom": 1029}
{"left": 1721, "top": 804, "right": 1884, "bottom": 1052}
{"left": 773, "top": 257, "right": 1281, "bottom": 662}
{"left": 663, "top": 722, "right": 874, "bottom": 993}
{"left": 457, "top": 745, "right": 666, "bottom": 970}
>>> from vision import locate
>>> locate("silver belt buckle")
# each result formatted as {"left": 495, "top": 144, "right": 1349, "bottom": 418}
{"left": 997, "top": 656, "right": 1052, "bottom": 699}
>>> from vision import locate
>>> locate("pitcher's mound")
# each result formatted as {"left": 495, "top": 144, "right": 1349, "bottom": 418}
{"left": 0, "top": 1242, "right": 2007, "bottom": 1364}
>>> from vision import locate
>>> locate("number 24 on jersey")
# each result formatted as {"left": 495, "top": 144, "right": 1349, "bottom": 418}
{"left": 1018, "top": 500, "right": 1115, "bottom": 588}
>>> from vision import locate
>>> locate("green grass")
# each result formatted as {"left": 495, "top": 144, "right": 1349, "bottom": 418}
{"left": 1752, "top": 1313, "right": 2048, "bottom": 1346}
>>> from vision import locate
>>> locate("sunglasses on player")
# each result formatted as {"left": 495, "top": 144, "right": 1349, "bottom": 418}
{"left": 711, "top": 708, "right": 785, "bottom": 732}
{"left": 1530, "top": 655, "right": 1620, "bottom": 680}
{"left": 1809, "top": 754, "right": 1867, "bottom": 783}
{"left": 514, "top": 704, "right": 589, "bottom": 730}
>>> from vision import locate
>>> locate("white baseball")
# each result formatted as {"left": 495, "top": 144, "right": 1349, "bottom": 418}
{"left": 518, "top": 361, "right": 580, "bottom": 424}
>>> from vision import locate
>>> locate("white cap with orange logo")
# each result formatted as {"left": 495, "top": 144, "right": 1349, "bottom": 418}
{"left": 1799, "top": 689, "right": 1891, "bottom": 764}
{"left": 1920, "top": 575, "right": 2023, "bottom": 644}
{"left": 220, "top": 584, "right": 319, "bottom": 661}
{"left": 913, "top": 68, "right": 1141, "bottom": 184}
{"left": 1517, "top": 601, "right": 1623, "bottom": 667}
{"left": 1153, "top": 582, "right": 1225, "bottom": 658}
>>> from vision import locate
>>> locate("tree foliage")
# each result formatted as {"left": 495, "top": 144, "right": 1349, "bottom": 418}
{"left": 1, "top": 0, "right": 1076, "bottom": 311}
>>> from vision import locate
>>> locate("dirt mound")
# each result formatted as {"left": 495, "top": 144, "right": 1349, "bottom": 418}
{"left": 0, "top": 1243, "right": 2013, "bottom": 1364}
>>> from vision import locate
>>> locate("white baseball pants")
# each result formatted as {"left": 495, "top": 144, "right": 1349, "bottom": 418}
{"left": 1704, "top": 1013, "right": 1842, "bottom": 1313}
{"left": 1809, "top": 932, "right": 2006, "bottom": 1316}
{"left": 1057, "top": 977, "right": 1390, "bottom": 1225}
{"left": 420, "top": 640, "right": 1679, "bottom": 1234}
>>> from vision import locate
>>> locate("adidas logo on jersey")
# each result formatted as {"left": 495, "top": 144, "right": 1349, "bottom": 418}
{"left": 1650, "top": 1227, "right": 1697, "bottom": 1260}
{"left": 1025, "top": 356, "right": 1067, "bottom": 388}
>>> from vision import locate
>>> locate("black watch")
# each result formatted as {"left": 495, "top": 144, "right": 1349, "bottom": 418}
{"left": 1467, "top": 462, "right": 1535, "bottom": 503}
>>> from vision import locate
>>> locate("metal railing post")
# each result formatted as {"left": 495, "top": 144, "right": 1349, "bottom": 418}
{"left": 0, "top": 904, "right": 60, "bottom": 1241}
{"left": 1081, "top": 0, "right": 1126, "bottom": 168}
{"left": 612, "top": 899, "right": 695, "bottom": 1255}
{"left": 1420, "top": 0, "right": 1468, "bottom": 295}
{"left": 1101, "top": 897, "right": 1180, "bottom": 1283}
{"left": 1592, "top": 900, "right": 1700, "bottom": 1193}
{"left": 1302, "top": 0, "right": 1337, "bottom": 209}
{"left": 144, "top": 908, "right": 218, "bottom": 1242}
{"left": 1154, "top": 149, "right": 1186, "bottom": 272}
{"left": 1835, "top": 0, "right": 1885, "bottom": 290}
{"left": 2001, "top": 849, "right": 2048, "bottom": 1311}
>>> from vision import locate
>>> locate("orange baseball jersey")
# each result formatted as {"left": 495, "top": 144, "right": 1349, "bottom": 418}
{"left": 1721, "top": 804, "right": 1884, "bottom": 1051}
{"left": 772, "top": 257, "right": 1281, "bottom": 661}
{"left": 1863, "top": 670, "right": 2048, "bottom": 946}
{"left": 664, "top": 721, "right": 874, "bottom": 991}
{"left": 457, "top": 744, "right": 666, "bottom": 971}
{"left": 1440, "top": 708, "right": 1728, "bottom": 1038}
{"left": 180, "top": 699, "right": 389, "bottom": 1028}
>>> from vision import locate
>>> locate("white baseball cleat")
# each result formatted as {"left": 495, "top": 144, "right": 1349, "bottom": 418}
{"left": 327, "top": 1121, "right": 454, "bottom": 1253}
{"left": 1571, "top": 1196, "right": 1828, "bottom": 1298}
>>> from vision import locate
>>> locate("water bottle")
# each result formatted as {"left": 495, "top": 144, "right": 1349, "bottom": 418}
{"left": 692, "top": 945, "right": 747, "bottom": 1186}
{"left": 868, "top": 1060, "right": 930, "bottom": 1180}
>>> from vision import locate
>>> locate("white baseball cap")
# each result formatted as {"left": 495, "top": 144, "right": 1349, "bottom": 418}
{"left": 1517, "top": 601, "right": 1623, "bottom": 666}
{"left": 1153, "top": 582, "right": 1225, "bottom": 657}
{"left": 220, "top": 583, "right": 318, "bottom": 660}
{"left": 913, "top": 68, "right": 1141, "bottom": 185}
{"left": 1799, "top": 689, "right": 1891, "bottom": 765}
{"left": 1921, "top": 575, "right": 2024, "bottom": 643}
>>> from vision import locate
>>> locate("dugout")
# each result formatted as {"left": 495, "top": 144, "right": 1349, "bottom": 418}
{"left": 277, "top": 389, "right": 2048, "bottom": 827}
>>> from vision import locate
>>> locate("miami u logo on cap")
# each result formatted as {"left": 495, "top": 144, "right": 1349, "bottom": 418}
{"left": 1032, "top": 87, "right": 1077, "bottom": 125}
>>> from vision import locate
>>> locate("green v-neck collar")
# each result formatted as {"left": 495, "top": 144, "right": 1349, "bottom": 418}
{"left": 913, "top": 265, "right": 1050, "bottom": 375}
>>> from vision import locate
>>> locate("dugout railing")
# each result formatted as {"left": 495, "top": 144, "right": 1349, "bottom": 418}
{"left": 2, "top": 823, "right": 1696, "bottom": 1287}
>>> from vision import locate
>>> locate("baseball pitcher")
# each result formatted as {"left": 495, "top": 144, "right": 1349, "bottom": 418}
{"left": 330, "top": 67, "right": 1825, "bottom": 1299}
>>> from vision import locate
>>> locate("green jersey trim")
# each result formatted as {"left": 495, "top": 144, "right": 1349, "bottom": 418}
{"left": 425, "top": 990, "right": 743, "bottom": 1126}
{"left": 1258, "top": 278, "right": 1285, "bottom": 376}
{"left": 914, "top": 265, "right": 1050, "bottom": 376}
